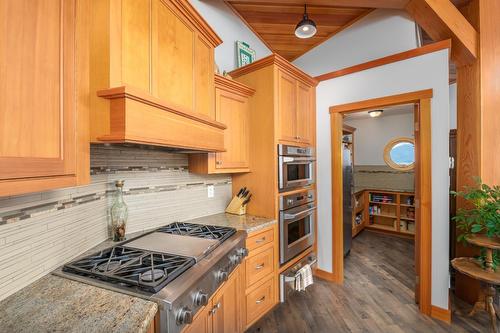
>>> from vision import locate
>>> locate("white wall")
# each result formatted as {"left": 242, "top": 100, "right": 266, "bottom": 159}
{"left": 190, "top": 0, "right": 272, "bottom": 73}
{"left": 293, "top": 9, "right": 418, "bottom": 76}
{"left": 315, "top": 50, "right": 450, "bottom": 309}
{"left": 449, "top": 83, "right": 457, "bottom": 129}
{"left": 345, "top": 111, "right": 414, "bottom": 165}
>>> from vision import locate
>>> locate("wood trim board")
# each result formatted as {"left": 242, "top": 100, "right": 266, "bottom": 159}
{"left": 329, "top": 90, "right": 434, "bottom": 317}
{"left": 315, "top": 40, "right": 451, "bottom": 82}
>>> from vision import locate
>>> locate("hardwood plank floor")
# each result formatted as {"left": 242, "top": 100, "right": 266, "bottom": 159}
{"left": 247, "top": 230, "right": 490, "bottom": 333}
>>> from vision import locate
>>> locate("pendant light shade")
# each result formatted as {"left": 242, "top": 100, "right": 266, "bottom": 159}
{"left": 295, "top": 5, "right": 317, "bottom": 39}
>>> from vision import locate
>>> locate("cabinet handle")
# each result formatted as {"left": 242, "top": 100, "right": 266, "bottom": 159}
{"left": 210, "top": 302, "right": 221, "bottom": 315}
{"left": 216, "top": 161, "right": 222, "bottom": 165}
{"left": 255, "top": 263, "right": 265, "bottom": 270}
{"left": 255, "top": 237, "right": 266, "bottom": 244}
{"left": 255, "top": 296, "right": 266, "bottom": 304}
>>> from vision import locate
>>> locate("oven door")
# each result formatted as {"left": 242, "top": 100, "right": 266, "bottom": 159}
{"left": 279, "top": 202, "right": 316, "bottom": 264}
{"left": 278, "top": 156, "right": 315, "bottom": 191}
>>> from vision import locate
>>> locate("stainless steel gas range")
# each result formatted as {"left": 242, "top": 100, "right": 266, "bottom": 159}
{"left": 55, "top": 222, "right": 248, "bottom": 333}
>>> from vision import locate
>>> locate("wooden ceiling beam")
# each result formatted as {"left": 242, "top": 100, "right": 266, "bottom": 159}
{"left": 405, "top": 0, "right": 478, "bottom": 65}
{"left": 226, "top": 0, "right": 409, "bottom": 9}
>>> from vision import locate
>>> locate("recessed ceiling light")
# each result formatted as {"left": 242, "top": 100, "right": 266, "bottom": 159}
{"left": 368, "top": 110, "right": 383, "bottom": 118}
{"left": 295, "top": 5, "right": 317, "bottom": 39}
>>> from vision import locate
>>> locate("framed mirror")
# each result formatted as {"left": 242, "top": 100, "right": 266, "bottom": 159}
{"left": 383, "top": 137, "right": 415, "bottom": 171}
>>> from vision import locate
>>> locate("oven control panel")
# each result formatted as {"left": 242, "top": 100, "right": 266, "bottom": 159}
{"left": 280, "top": 189, "right": 315, "bottom": 211}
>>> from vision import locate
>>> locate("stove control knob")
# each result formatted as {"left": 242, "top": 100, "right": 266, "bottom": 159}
{"left": 194, "top": 291, "right": 209, "bottom": 307}
{"left": 216, "top": 269, "right": 229, "bottom": 282}
{"left": 229, "top": 254, "right": 241, "bottom": 265}
{"left": 176, "top": 307, "right": 193, "bottom": 325}
{"left": 237, "top": 247, "right": 249, "bottom": 258}
{"left": 287, "top": 199, "right": 294, "bottom": 206}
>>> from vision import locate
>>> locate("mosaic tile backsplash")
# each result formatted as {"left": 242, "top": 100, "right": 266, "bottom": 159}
{"left": 0, "top": 145, "right": 232, "bottom": 300}
{"left": 354, "top": 165, "right": 414, "bottom": 192}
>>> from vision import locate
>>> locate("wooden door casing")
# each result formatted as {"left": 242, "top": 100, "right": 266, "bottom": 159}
{"left": 277, "top": 70, "right": 297, "bottom": 144}
{"left": 215, "top": 89, "right": 249, "bottom": 170}
{"left": 0, "top": 0, "right": 89, "bottom": 196}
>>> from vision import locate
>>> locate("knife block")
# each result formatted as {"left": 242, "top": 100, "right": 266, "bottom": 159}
{"left": 225, "top": 195, "right": 247, "bottom": 215}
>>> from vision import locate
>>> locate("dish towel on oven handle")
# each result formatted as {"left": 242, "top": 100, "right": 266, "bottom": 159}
{"left": 294, "top": 263, "right": 314, "bottom": 292}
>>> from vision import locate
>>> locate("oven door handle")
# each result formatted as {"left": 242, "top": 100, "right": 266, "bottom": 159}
{"left": 283, "top": 206, "right": 316, "bottom": 220}
{"left": 282, "top": 157, "right": 316, "bottom": 163}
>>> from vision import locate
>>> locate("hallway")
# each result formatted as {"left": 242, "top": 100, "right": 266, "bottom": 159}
{"left": 248, "top": 231, "right": 489, "bottom": 333}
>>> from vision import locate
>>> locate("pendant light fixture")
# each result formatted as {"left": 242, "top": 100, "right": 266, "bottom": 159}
{"left": 295, "top": 4, "right": 317, "bottom": 39}
{"left": 368, "top": 110, "right": 384, "bottom": 118}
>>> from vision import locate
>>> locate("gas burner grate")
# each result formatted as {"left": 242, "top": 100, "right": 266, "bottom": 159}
{"left": 156, "top": 222, "right": 236, "bottom": 242}
{"left": 63, "top": 246, "right": 195, "bottom": 293}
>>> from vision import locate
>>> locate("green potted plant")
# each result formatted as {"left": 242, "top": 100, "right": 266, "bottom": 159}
{"left": 452, "top": 178, "right": 500, "bottom": 270}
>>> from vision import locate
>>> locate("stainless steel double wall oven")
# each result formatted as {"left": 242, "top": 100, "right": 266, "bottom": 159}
{"left": 278, "top": 144, "right": 316, "bottom": 265}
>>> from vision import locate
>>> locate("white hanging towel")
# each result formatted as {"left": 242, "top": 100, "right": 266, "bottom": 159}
{"left": 294, "top": 263, "right": 314, "bottom": 292}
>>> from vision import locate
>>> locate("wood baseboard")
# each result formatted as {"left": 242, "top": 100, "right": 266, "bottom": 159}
{"left": 431, "top": 305, "right": 451, "bottom": 324}
{"left": 314, "top": 268, "right": 337, "bottom": 282}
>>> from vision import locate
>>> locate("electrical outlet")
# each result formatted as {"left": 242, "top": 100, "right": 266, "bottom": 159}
{"left": 207, "top": 185, "right": 214, "bottom": 198}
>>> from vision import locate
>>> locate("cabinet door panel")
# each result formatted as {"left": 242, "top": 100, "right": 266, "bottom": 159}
{"left": 154, "top": 0, "right": 194, "bottom": 112}
{"left": 195, "top": 34, "right": 215, "bottom": 118}
{"left": 0, "top": 0, "right": 77, "bottom": 180}
{"left": 277, "top": 70, "right": 297, "bottom": 143}
{"left": 296, "top": 82, "right": 313, "bottom": 145}
{"left": 212, "top": 269, "right": 240, "bottom": 333}
{"left": 215, "top": 90, "right": 249, "bottom": 169}
{"left": 183, "top": 302, "right": 213, "bottom": 333}
{"left": 121, "top": 0, "right": 151, "bottom": 91}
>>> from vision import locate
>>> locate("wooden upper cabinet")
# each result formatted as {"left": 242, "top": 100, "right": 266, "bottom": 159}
{"left": 296, "top": 82, "right": 314, "bottom": 145}
{"left": 0, "top": 0, "right": 90, "bottom": 197}
{"left": 90, "top": 0, "right": 224, "bottom": 151}
{"left": 194, "top": 35, "right": 215, "bottom": 118}
{"left": 277, "top": 68, "right": 316, "bottom": 146}
{"left": 189, "top": 75, "right": 254, "bottom": 174}
{"left": 277, "top": 70, "right": 298, "bottom": 144}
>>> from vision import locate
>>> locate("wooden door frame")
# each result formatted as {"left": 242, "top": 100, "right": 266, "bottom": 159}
{"left": 328, "top": 89, "right": 433, "bottom": 316}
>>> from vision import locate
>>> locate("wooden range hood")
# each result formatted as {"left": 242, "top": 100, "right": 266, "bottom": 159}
{"left": 90, "top": 0, "right": 226, "bottom": 152}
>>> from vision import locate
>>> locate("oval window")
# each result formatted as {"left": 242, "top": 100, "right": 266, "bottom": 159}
{"left": 384, "top": 137, "right": 415, "bottom": 171}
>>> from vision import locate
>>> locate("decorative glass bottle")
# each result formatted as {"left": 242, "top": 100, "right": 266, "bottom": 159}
{"left": 111, "top": 180, "right": 128, "bottom": 241}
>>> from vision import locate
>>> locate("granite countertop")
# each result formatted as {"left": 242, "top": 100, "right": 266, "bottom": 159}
{"left": 0, "top": 213, "right": 274, "bottom": 333}
{"left": 184, "top": 213, "right": 276, "bottom": 234}
{"left": 0, "top": 274, "right": 157, "bottom": 333}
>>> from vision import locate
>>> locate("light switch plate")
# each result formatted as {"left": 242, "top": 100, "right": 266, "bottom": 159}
{"left": 207, "top": 185, "right": 214, "bottom": 198}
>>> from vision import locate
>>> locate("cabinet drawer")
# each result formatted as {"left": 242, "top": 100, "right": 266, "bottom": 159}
{"left": 246, "top": 277, "right": 274, "bottom": 326}
{"left": 246, "top": 246, "right": 274, "bottom": 287}
{"left": 246, "top": 228, "right": 274, "bottom": 252}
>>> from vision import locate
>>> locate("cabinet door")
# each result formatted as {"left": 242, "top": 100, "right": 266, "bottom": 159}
{"left": 212, "top": 269, "right": 241, "bottom": 333}
{"left": 296, "top": 82, "right": 314, "bottom": 145}
{"left": 277, "top": 70, "right": 297, "bottom": 143}
{"left": 121, "top": 0, "right": 151, "bottom": 92}
{"left": 0, "top": 0, "right": 84, "bottom": 193}
{"left": 215, "top": 89, "right": 249, "bottom": 170}
{"left": 194, "top": 34, "right": 215, "bottom": 119}
{"left": 154, "top": 0, "right": 195, "bottom": 113}
{"left": 183, "top": 302, "right": 213, "bottom": 333}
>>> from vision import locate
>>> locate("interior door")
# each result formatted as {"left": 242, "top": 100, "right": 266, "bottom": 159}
{"left": 0, "top": 0, "right": 77, "bottom": 180}
{"left": 277, "top": 70, "right": 297, "bottom": 144}
{"left": 215, "top": 89, "right": 249, "bottom": 170}
{"left": 296, "top": 82, "right": 313, "bottom": 145}
{"left": 413, "top": 104, "right": 420, "bottom": 304}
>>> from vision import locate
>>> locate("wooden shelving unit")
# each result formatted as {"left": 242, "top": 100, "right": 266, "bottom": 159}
{"left": 352, "top": 190, "right": 416, "bottom": 239}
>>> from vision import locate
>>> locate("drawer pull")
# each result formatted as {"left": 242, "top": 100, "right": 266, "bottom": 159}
{"left": 255, "top": 237, "right": 266, "bottom": 243}
{"left": 255, "top": 296, "right": 266, "bottom": 304}
{"left": 255, "top": 263, "right": 265, "bottom": 270}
